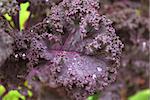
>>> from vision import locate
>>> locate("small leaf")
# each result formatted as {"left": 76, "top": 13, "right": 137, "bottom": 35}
{"left": 3, "top": 13, "right": 12, "bottom": 21}
{"left": 128, "top": 89, "right": 150, "bottom": 100}
{"left": 27, "top": 90, "right": 33, "bottom": 97}
{"left": 0, "top": 85, "right": 6, "bottom": 96}
{"left": 24, "top": 81, "right": 32, "bottom": 89}
{"left": 19, "top": 2, "right": 31, "bottom": 31}
{"left": 88, "top": 93, "right": 100, "bottom": 100}
{"left": 3, "top": 13, "right": 15, "bottom": 28}
{"left": 2, "top": 90, "right": 26, "bottom": 100}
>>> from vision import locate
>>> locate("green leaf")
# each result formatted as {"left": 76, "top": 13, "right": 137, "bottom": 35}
{"left": 27, "top": 90, "right": 33, "bottom": 97}
{"left": 3, "top": 13, "right": 15, "bottom": 28}
{"left": 19, "top": 2, "right": 31, "bottom": 31}
{"left": 2, "top": 90, "right": 26, "bottom": 100}
{"left": 3, "top": 13, "right": 12, "bottom": 21}
{"left": 128, "top": 89, "right": 150, "bottom": 100}
{"left": 0, "top": 85, "right": 6, "bottom": 96}
{"left": 24, "top": 81, "right": 32, "bottom": 89}
{"left": 88, "top": 93, "right": 100, "bottom": 100}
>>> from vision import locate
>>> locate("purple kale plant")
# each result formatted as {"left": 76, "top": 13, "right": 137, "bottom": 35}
{"left": 0, "top": 29, "right": 13, "bottom": 67}
{"left": 0, "top": 0, "right": 124, "bottom": 100}
{"left": 98, "top": 2, "right": 149, "bottom": 100}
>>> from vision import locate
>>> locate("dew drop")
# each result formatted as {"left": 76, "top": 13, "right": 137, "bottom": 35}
{"left": 15, "top": 54, "right": 18, "bottom": 58}
{"left": 68, "top": 68, "right": 72, "bottom": 71}
{"left": 92, "top": 74, "right": 97, "bottom": 79}
{"left": 97, "top": 67, "right": 102, "bottom": 72}
{"left": 46, "top": 20, "right": 50, "bottom": 23}
{"left": 142, "top": 42, "right": 146, "bottom": 51}
{"left": 22, "top": 53, "right": 26, "bottom": 57}
{"left": 30, "top": 30, "right": 33, "bottom": 32}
